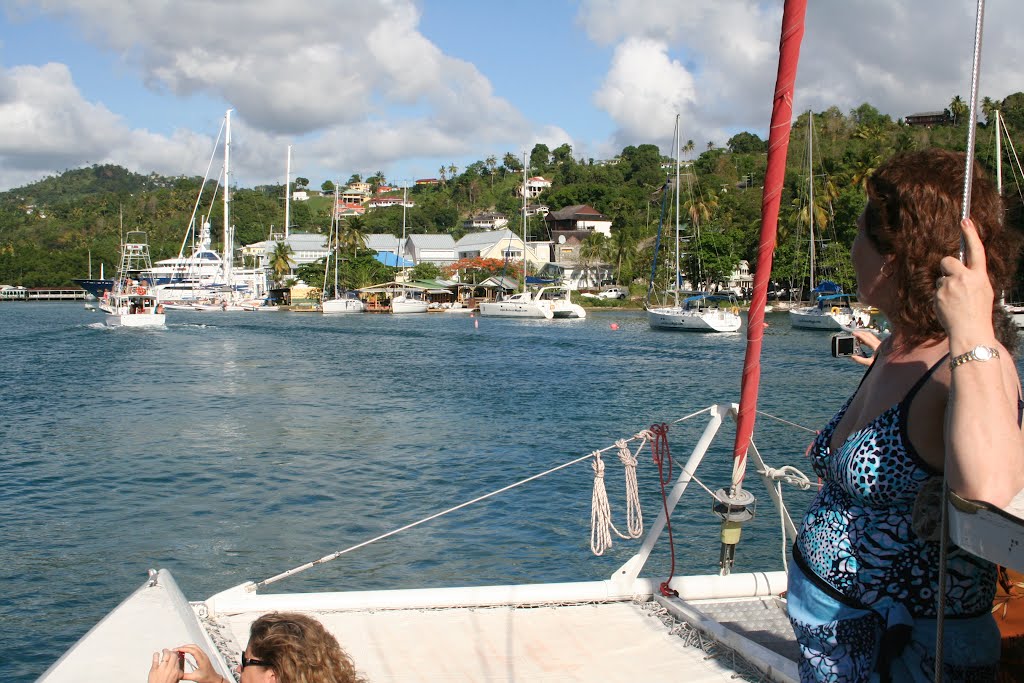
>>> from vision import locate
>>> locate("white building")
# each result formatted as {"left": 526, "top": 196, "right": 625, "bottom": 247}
{"left": 405, "top": 234, "right": 457, "bottom": 267}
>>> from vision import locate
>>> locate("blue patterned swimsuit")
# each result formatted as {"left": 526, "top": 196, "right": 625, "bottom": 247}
{"left": 789, "top": 357, "right": 1000, "bottom": 682}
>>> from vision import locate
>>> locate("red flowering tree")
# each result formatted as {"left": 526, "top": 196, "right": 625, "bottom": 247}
{"left": 443, "top": 257, "right": 523, "bottom": 283}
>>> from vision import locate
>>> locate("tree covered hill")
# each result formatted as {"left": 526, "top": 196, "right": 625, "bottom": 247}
{"left": 2, "top": 95, "right": 1024, "bottom": 291}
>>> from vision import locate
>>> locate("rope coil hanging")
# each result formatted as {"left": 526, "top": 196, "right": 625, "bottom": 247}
{"left": 590, "top": 436, "right": 646, "bottom": 555}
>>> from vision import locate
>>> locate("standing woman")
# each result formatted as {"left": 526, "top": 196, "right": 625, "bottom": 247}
{"left": 787, "top": 148, "right": 1024, "bottom": 681}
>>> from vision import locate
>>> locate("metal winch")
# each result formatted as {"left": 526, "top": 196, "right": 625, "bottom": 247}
{"left": 712, "top": 487, "right": 756, "bottom": 576}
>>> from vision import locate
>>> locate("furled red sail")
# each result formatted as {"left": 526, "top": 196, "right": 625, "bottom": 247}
{"left": 732, "top": 0, "right": 808, "bottom": 488}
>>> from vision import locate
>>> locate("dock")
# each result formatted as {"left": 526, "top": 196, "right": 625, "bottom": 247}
{"left": 0, "top": 287, "right": 87, "bottom": 302}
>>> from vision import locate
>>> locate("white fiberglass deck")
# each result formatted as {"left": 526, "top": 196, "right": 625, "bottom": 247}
{"left": 214, "top": 599, "right": 793, "bottom": 682}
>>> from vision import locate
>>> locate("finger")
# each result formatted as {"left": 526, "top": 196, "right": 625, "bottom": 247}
{"left": 851, "top": 354, "right": 873, "bottom": 367}
{"left": 939, "top": 254, "right": 967, "bottom": 278}
{"left": 960, "top": 217, "right": 987, "bottom": 272}
{"left": 851, "top": 329, "right": 880, "bottom": 349}
{"left": 152, "top": 651, "right": 161, "bottom": 669}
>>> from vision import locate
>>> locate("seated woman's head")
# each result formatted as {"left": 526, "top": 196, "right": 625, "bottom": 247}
{"left": 862, "top": 147, "right": 1020, "bottom": 347}
{"left": 243, "top": 612, "right": 363, "bottom": 683}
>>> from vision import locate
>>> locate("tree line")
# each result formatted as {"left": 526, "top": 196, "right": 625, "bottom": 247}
{"left": 3, "top": 93, "right": 1024, "bottom": 295}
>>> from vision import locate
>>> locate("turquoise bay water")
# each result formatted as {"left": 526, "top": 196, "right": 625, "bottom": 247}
{"left": 2, "top": 303, "right": 874, "bottom": 681}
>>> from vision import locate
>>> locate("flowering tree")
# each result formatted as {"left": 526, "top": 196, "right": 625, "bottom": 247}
{"left": 443, "top": 257, "right": 523, "bottom": 283}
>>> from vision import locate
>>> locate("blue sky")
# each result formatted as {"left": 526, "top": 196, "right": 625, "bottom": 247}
{"left": 1, "top": 0, "right": 1023, "bottom": 192}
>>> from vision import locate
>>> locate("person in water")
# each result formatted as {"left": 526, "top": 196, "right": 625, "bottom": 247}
{"left": 787, "top": 148, "right": 1024, "bottom": 682}
{"left": 148, "top": 611, "right": 365, "bottom": 683}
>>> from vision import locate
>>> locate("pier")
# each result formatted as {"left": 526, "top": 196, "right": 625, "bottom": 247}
{"left": 0, "top": 287, "right": 87, "bottom": 302}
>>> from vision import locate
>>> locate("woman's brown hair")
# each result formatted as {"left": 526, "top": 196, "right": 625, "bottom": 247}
{"left": 864, "top": 148, "right": 1020, "bottom": 351}
{"left": 248, "top": 612, "right": 365, "bottom": 683}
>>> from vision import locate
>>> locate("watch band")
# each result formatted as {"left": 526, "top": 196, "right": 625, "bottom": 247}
{"left": 949, "top": 345, "right": 1000, "bottom": 369}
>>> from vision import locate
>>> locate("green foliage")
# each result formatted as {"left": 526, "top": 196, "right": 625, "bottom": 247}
{"left": 7, "top": 95, "right": 1024, "bottom": 296}
{"left": 410, "top": 262, "right": 442, "bottom": 280}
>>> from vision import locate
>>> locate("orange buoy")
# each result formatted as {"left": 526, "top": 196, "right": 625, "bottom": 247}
{"left": 610, "top": 323, "right": 619, "bottom": 330}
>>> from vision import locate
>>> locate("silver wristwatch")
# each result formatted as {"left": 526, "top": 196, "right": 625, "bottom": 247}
{"left": 949, "top": 345, "right": 1000, "bottom": 369}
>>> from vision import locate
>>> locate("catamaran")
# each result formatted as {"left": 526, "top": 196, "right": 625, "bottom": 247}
{"left": 38, "top": 2, "right": 1024, "bottom": 681}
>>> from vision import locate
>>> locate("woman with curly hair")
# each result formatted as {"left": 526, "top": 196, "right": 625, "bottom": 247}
{"left": 149, "top": 612, "right": 365, "bottom": 683}
{"left": 786, "top": 148, "right": 1024, "bottom": 681}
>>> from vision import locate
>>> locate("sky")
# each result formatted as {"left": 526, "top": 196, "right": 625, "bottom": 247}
{"left": 1, "top": 0, "right": 1023, "bottom": 193}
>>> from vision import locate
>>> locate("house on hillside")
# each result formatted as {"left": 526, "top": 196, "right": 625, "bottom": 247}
{"left": 454, "top": 230, "right": 549, "bottom": 271}
{"left": 463, "top": 212, "right": 509, "bottom": 231}
{"left": 405, "top": 234, "right": 457, "bottom": 267}
{"left": 415, "top": 178, "right": 440, "bottom": 186}
{"left": 514, "top": 176, "right": 552, "bottom": 199}
{"left": 368, "top": 196, "right": 414, "bottom": 210}
{"left": 341, "top": 188, "right": 367, "bottom": 204}
{"left": 544, "top": 204, "right": 612, "bottom": 236}
{"left": 905, "top": 110, "right": 951, "bottom": 127}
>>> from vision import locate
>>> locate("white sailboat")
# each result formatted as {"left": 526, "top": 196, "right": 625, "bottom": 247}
{"left": 647, "top": 115, "right": 741, "bottom": 333}
{"left": 321, "top": 184, "right": 366, "bottom": 314}
{"left": 150, "top": 111, "right": 266, "bottom": 306}
{"left": 788, "top": 112, "right": 857, "bottom": 331}
{"left": 478, "top": 153, "right": 555, "bottom": 319}
{"left": 100, "top": 231, "right": 166, "bottom": 328}
{"left": 389, "top": 185, "right": 429, "bottom": 314}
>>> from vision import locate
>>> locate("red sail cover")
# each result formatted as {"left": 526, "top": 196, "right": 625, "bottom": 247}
{"left": 732, "top": 0, "right": 808, "bottom": 486}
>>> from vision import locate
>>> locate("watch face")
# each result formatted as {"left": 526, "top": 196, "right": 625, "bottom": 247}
{"left": 974, "top": 346, "right": 994, "bottom": 361}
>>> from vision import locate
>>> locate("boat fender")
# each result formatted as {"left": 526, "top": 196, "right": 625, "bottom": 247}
{"left": 830, "top": 306, "right": 841, "bottom": 314}
{"left": 731, "top": 307, "right": 740, "bottom": 315}
{"left": 136, "top": 286, "right": 146, "bottom": 295}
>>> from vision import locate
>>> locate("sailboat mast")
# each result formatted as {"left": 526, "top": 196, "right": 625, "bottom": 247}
{"left": 285, "top": 145, "right": 292, "bottom": 239}
{"left": 334, "top": 182, "right": 340, "bottom": 295}
{"left": 223, "top": 109, "right": 233, "bottom": 287}
{"left": 996, "top": 109, "right": 1003, "bottom": 194}
{"left": 674, "top": 114, "right": 681, "bottom": 306}
{"left": 808, "top": 110, "right": 815, "bottom": 295}
{"left": 522, "top": 152, "right": 528, "bottom": 292}
{"left": 401, "top": 184, "right": 408, "bottom": 275}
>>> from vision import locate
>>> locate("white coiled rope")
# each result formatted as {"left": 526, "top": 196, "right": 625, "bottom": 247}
{"left": 590, "top": 436, "right": 646, "bottom": 555}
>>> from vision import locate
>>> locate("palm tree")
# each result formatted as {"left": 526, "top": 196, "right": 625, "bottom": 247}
{"left": 981, "top": 96, "right": 998, "bottom": 126}
{"left": 438, "top": 166, "right": 447, "bottom": 185}
{"left": 485, "top": 155, "right": 498, "bottom": 187}
{"left": 270, "top": 241, "right": 295, "bottom": 285}
{"left": 706, "top": 141, "right": 715, "bottom": 151}
{"left": 683, "top": 139, "right": 695, "bottom": 159}
{"left": 339, "top": 216, "right": 366, "bottom": 259}
{"left": 684, "top": 188, "right": 718, "bottom": 228}
{"left": 447, "top": 164, "right": 459, "bottom": 181}
{"left": 949, "top": 95, "right": 968, "bottom": 125}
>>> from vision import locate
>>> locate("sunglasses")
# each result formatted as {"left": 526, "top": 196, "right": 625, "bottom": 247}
{"left": 241, "top": 653, "right": 270, "bottom": 670}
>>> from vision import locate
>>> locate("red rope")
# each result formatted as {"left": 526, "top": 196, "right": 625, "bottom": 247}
{"left": 650, "top": 423, "right": 679, "bottom": 597}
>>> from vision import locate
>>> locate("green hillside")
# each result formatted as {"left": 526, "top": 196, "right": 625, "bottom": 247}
{"left": 3, "top": 96, "right": 1023, "bottom": 291}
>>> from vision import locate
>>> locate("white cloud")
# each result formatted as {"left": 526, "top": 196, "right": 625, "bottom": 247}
{"left": 579, "top": 0, "right": 1024, "bottom": 158}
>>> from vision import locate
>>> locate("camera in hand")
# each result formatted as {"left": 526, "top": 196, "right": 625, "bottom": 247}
{"left": 831, "top": 333, "right": 859, "bottom": 357}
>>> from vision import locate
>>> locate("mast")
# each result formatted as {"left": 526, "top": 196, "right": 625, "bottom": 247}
{"left": 522, "top": 152, "right": 528, "bottom": 292}
{"left": 401, "top": 184, "right": 408, "bottom": 276}
{"left": 333, "top": 182, "right": 340, "bottom": 296}
{"left": 808, "top": 110, "right": 816, "bottom": 295}
{"left": 674, "top": 114, "right": 681, "bottom": 306}
{"left": 732, "top": 0, "right": 808, "bottom": 488}
{"left": 996, "top": 109, "right": 1003, "bottom": 194}
{"left": 223, "top": 109, "right": 233, "bottom": 288}
{"left": 285, "top": 145, "right": 292, "bottom": 239}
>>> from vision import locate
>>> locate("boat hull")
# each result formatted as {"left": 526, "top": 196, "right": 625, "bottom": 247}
{"left": 478, "top": 301, "right": 554, "bottom": 319}
{"left": 647, "top": 307, "right": 741, "bottom": 332}
{"left": 104, "top": 313, "right": 166, "bottom": 328}
{"left": 390, "top": 298, "right": 429, "bottom": 314}
{"left": 322, "top": 298, "right": 366, "bottom": 314}
{"left": 788, "top": 307, "right": 853, "bottom": 330}
{"left": 551, "top": 302, "right": 587, "bottom": 319}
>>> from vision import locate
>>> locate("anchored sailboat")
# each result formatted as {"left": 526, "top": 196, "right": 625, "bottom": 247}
{"left": 647, "top": 115, "right": 741, "bottom": 333}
